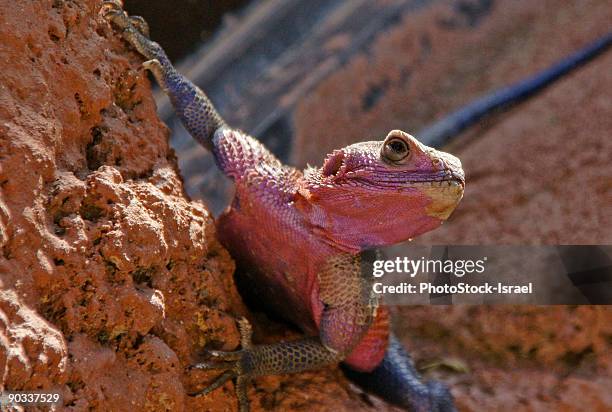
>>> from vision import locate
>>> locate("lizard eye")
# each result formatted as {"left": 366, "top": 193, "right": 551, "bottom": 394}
{"left": 382, "top": 138, "right": 410, "bottom": 162}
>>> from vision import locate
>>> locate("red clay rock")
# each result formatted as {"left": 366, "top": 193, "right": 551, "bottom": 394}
{"left": 0, "top": 289, "right": 68, "bottom": 390}
{"left": 0, "top": 0, "right": 246, "bottom": 409}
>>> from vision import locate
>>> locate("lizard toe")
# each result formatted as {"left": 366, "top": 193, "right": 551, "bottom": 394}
{"left": 100, "top": 1, "right": 124, "bottom": 19}
{"left": 187, "top": 349, "right": 254, "bottom": 411}
{"left": 188, "top": 369, "right": 236, "bottom": 398}
{"left": 128, "top": 15, "right": 150, "bottom": 38}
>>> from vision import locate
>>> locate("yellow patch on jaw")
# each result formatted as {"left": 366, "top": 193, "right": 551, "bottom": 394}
{"left": 422, "top": 184, "right": 464, "bottom": 220}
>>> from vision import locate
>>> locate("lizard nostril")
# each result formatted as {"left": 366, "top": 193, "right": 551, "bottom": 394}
{"left": 432, "top": 158, "right": 442, "bottom": 168}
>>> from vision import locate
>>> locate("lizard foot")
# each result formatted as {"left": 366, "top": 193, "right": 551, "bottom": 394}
{"left": 188, "top": 317, "right": 254, "bottom": 412}
{"left": 100, "top": 1, "right": 150, "bottom": 38}
{"left": 101, "top": 0, "right": 169, "bottom": 72}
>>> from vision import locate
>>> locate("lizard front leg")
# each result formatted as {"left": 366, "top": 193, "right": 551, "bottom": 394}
{"left": 101, "top": 1, "right": 225, "bottom": 150}
{"left": 190, "top": 253, "right": 376, "bottom": 411}
{"left": 190, "top": 317, "right": 342, "bottom": 412}
{"left": 101, "top": 2, "right": 284, "bottom": 181}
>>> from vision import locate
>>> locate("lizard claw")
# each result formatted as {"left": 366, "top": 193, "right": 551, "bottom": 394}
{"left": 187, "top": 317, "right": 254, "bottom": 411}
{"left": 128, "top": 15, "right": 150, "bottom": 38}
{"left": 100, "top": 1, "right": 130, "bottom": 28}
{"left": 100, "top": 1, "right": 150, "bottom": 38}
{"left": 100, "top": 0, "right": 123, "bottom": 18}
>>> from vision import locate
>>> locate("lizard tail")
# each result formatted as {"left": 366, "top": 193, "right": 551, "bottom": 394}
{"left": 343, "top": 334, "right": 456, "bottom": 412}
{"left": 418, "top": 32, "right": 612, "bottom": 148}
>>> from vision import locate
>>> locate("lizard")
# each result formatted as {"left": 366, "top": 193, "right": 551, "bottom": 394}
{"left": 102, "top": 3, "right": 462, "bottom": 410}
{"left": 101, "top": 1, "right": 611, "bottom": 410}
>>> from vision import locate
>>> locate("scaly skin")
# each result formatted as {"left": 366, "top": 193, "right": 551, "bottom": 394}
{"left": 102, "top": 2, "right": 464, "bottom": 411}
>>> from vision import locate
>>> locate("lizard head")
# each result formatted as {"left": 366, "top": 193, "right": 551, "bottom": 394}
{"left": 297, "top": 130, "right": 464, "bottom": 250}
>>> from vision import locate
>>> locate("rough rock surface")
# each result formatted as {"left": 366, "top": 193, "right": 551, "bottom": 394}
{"left": 0, "top": 0, "right": 243, "bottom": 409}
{"left": 291, "top": 0, "right": 612, "bottom": 410}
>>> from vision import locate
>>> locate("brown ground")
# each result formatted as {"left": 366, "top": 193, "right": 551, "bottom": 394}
{"left": 1, "top": 0, "right": 611, "bottom": 411}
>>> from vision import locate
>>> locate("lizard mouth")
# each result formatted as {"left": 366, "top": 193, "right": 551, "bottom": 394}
{"left": 404, "top": 169, "right": 465, "bottom": 188}
{"left": 410, "top": 178, "right": 464, "bottom": 188}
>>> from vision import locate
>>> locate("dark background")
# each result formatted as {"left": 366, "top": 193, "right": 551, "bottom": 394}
{"left": 125, "top": 0, "right": 250, "bottom": 61}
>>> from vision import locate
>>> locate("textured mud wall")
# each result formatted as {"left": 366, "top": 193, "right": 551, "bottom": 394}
{"left": 292, "top": 0, "right": 612, "bottom": 410}
{"left": 0, "top": 0, "right": 247, "bottom": 409}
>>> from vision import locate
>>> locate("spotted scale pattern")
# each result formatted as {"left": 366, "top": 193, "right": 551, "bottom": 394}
{"left": 242, "top": 337, "right": 341, "bottom": 377}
